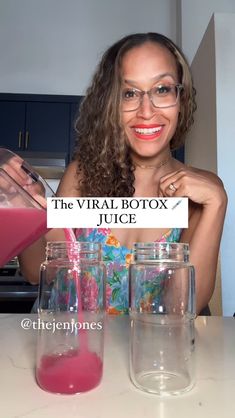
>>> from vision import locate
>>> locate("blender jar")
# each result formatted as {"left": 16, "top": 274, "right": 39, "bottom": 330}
{"left": 0, "top": 147, "right": 53, "bottom": 266}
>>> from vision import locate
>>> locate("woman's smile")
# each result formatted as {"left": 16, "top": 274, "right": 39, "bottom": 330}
{"left": 131, "top": 124, "right": 164, "bottom": 141}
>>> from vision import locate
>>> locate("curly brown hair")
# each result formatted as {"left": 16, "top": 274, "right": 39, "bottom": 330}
{"left": 73, "top": 32, "right": 196, "bottom": 197}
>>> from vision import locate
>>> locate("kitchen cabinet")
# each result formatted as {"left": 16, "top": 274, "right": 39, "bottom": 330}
{"left": 0, "top": 101, "right": 25, "bottom": 151}
{"left": 0, "top": 94, "right": 82, "bottom": 161}
{"left": 173, "top": 146, "right": 184, "bottom": 163}
{"left": 69, "top": 98, "right": 83, "bottom": 158}
{"left": 24, "top": 101, "right": 70, "bottom": 153}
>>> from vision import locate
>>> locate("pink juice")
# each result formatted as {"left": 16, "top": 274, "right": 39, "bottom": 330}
{"left": 63, "top": 228, "right": 88, "bottom": 350}
{"left": 0, "top": 207, "right": 47, "bottom": 267}
{"left": 36, "top": 349, "right": 103, "bottom": 394}
{"left": 36, "top": 228, "right": 103, "bottom": 394}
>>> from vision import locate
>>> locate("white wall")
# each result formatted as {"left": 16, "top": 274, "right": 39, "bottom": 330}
{"left": 215, "top": 14, "right": 235, "bottom": 316}
{"left": 184, "top": 17, "right": 217, "bottom": 173}
{"left": 0, "top": 0, "right": 178, "bottom": 95}
{"left": 181, "top": 0, "right": 235, "bottom": 63}
{"left": 185, "top": 13, "right": 235, "bottom": 316}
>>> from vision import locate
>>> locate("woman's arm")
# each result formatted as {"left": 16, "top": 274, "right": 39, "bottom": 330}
{"left": 160, "top": 167, "right": 227, "bottom": 314}
{"left": 19, "top": 161, "right": 80, "bottom": 284}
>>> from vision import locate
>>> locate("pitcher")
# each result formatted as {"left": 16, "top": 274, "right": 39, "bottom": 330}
{"left": 0, "top": 147, "right": 53, "bottom": 266}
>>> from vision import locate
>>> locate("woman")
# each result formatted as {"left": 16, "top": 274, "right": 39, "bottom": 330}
{"left": 19, "top": 32, "right": 227, "bottom": 315}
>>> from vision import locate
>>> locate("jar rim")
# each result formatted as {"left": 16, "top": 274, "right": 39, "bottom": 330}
{"left": 46, "top": 241, "right": 101, "bottom": 250}
{"left": 133, "top": 242, "right": 189, "bottom": 250}
{"left": 133, "top": 242, "right": 190, "bottom": 262}
{"left": 45, "top": 241, "right": 102, "bottom": 260}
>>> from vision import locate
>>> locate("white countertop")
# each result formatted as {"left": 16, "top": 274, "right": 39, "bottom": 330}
{"left": 0, "top": 314, "right": 235, "bottom": 418}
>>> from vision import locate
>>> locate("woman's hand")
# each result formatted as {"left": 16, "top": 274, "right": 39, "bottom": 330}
{"left": 159, "top": 166, "right": 227, "bottom": 207}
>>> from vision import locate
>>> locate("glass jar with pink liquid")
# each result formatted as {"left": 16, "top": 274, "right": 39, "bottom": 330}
{"left": 36, "top": 241, "right": 105, "bottom": 394}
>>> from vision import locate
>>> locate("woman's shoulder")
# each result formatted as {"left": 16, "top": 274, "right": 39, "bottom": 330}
{"left": 173, "top": 160, "right": 225, "bottom": 187}
{"left": 188, "top": 165, "right": 224, "bottom": 185}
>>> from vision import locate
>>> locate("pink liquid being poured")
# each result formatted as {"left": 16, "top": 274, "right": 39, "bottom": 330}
{"left": 36, "top": 228, "right": 103, "bottom": 394}
{"left": 63, "top": 227, "right": 88, "bottom": 350}
{"left": 0, "top": 207, "right": 47, "bottom": 267}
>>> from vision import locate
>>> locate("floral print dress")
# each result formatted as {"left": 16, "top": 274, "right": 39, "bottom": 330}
{"left": 75, "top": 228, "right": 182, "bottom": 315}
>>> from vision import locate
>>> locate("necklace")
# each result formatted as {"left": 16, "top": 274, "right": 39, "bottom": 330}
{"left": 133, "top": 155, "right": 172, "bottom": 170}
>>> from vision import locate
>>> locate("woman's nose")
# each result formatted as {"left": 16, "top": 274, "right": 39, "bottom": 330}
{"left": 136, "top": 93, "right": 156, "bottom": 119}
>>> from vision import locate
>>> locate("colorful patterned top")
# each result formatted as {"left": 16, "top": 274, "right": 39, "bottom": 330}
{"left": 75, "top": 228, "right": 182, "bottom": 315}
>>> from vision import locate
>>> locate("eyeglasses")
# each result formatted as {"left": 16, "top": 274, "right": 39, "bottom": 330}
{"left": 121, "top": 83, "right": 183, "bottom": 112}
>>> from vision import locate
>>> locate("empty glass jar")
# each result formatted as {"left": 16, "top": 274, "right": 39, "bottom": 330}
{"left": 129, "top": 242, "right": 196, "bottom": 396}
{"left": 36, "top": 241, "right": 105, "bottom": 394}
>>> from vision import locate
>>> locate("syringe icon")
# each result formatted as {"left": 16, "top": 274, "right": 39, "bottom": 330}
{"left": 172, "top": 199, "right": 183, "bottom": 210}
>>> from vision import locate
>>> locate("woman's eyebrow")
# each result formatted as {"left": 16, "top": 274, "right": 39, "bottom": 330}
{"left": 124, "top": 73, "right": 176, "bottom": 86}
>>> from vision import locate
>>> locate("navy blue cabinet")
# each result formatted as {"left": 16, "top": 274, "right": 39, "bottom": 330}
{"left": 173, "top": 146, "right": 184, "bottom": 163}
{"left": 0, "top": 101, "right": 25, "bottom": 151}
{"left": 0, "top": 94, "right": 82, "bottom": 161}
{"left": 69, "top": 98, "right": 83, "bottom": 158}
{"left": 25, "top": 102, "right": 70, "bottom": 153}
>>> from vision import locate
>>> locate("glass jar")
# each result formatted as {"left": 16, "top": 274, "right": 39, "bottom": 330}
{"left": 36, "top": 241, "right": 105, "bottom": 394}
{"left": 129, "top": 242, "right": 196, "bottom": 396}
